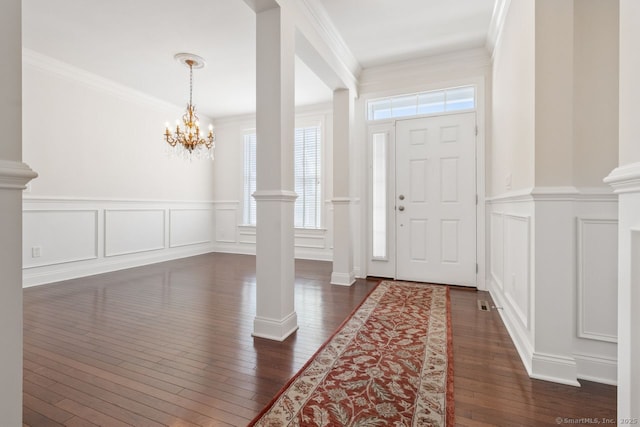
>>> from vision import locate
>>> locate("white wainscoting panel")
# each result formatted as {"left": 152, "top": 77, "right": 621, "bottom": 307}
{"left": 23, "top": 210, "right": 98, "bottom": 268}
{"left": 238, "top": 225, "right": 257, "bottom": 245}
{"left": 504, "top": 214, "right": 531, "bottom": 329}
{"left": 295, "top": 232, "right": 326, "bottom": 249}
{"left": 170, "top": 209, "right": 213, "bottom": 248}
{"left": 231, "top": 225, "right": 331, "bottom": 260}
{"left": 104, "top": 209, "right": 165, "bottom": 257}
{"left": 215, "top": 209, "right": 238, "bottom": 244}
{"left": 577, "top": 218, "right": 618, "bottom": 343}
{"left": 490, "top": 212, "right": 504, "bottom": 290}
{"left": 23, "top": 197, "right": 216, "bottom": 287}
{"left": 487, "top": 189, "right": 619, "bottom": 386}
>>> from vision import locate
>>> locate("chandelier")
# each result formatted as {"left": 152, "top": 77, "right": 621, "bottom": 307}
{"left": 164, "top": 53, "right": 215, "bottom": 160}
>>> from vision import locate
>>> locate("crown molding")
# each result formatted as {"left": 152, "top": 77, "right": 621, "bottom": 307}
{"left": 359, "top": 48, "right": 490, "bottom": 93}
{"left": 486, "top": 0, "right": 511, "bottom": 59}
{"left": 297, "top": 0, "right": 361, "bottom": 78}
{"left": 22, "top": 49, "right": 190, "bottom": 116}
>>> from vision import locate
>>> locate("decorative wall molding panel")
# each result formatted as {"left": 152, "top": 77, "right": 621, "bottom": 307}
{"left": 233, "top": 224, "right": 332, "bottom": 261}
{"left": 23, "top": 209, "right": 98, "bottom": 268}
{"left": 23, "top": 197, "right": 216, "bottom": 287}
{"left": 486, "top": 187, "right": 618, "bottom": 385}
{"left": 576, "top": 218, "right": 618, "bottom": 343}
{"left": 212, "top": 200, "right": 333, "bottom": 261}
{"left": 104, "top": 209, "right": 165, "bottom": 257}
{"left": 170, "top": 209, "right": 214, "bottom": 248}
{"left": 503, "top": 213, "right": 531, "bottom": 329}
{"left": 490, "top": 212, "right": 504, "bottom": 290}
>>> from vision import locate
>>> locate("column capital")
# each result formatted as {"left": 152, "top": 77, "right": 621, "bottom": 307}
{"left": 253, "top": 190, "right": 298, "bottom": 201}
{"left": 604, "top": 162, "right": 640, "bottom": 194}
{"left": 331, "top": 197, "right": 351, "bottom": 205}
{"left": 0, "top": 159, "right": 38, "bottom": 190}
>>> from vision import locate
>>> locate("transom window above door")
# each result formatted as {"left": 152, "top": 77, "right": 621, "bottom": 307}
{"left": 367, "top": 86, "right": 475, "bottom": 121}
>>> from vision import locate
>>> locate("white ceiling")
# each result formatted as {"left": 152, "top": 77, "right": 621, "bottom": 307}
{"left": 21, "top": 0, "right": 496, "bottom": 119}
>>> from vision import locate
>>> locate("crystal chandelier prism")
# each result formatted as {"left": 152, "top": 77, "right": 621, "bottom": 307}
{"left": 164, "top": 53, "right": 215, "bottom": 160}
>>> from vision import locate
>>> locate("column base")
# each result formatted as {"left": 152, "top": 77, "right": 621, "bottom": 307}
{"left": 330, "top": 271, "right": 356, "bottom": 286}
{"left": 252, "top": 311, "right": 299, "bottom": 341}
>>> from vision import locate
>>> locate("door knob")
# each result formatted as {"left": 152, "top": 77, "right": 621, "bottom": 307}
{"left": 398, "top": 206, "right": 405, "bottom": 211}
{"left": 399, "top": 194, "right": 405, "bottom": 200}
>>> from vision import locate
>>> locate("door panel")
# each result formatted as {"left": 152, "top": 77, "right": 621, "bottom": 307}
{"left": 395, "top": 113, "right": 476, "bottom": 286}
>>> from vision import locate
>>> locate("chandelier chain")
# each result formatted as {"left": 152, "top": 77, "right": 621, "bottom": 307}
{"left": 189, "top": 62, "right": 193, "bottom": 106}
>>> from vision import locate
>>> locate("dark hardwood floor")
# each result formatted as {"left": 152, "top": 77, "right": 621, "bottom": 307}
{"left": 23, "top": 253, "right": 616, "bottom": 426}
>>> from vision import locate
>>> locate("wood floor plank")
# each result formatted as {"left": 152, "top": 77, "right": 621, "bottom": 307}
{"left": 23, "top": 253, "right": 615, "bottom": 426}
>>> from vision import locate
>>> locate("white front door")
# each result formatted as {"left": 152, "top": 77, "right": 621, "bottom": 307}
{"left": 395, "top": 113, "right": 476, "bottom": 286}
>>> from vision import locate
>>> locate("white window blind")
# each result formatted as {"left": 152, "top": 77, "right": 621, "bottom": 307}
{"left": 242, "top": 125, "right": 322, "bottom": 229}
{"left": 294, "top": 125, "right": 322, "bottom": 228}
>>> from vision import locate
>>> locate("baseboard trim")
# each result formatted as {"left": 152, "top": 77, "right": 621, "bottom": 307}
{"left": 488, "top": 279, "right": 533, "bottom": 375}
{"left": 574, "top": 353, "right": 618, "bottom": 385}
{"left": 330, "top": 271, "right": 356, "bottom": 286}
{"left": 252, "top": 312, "right": 299, "bottom": 342}
{"left": 23, "top": 245, "right": 215, "bottom": 287}
{"left": 531, "top": 352, "right": 580, "bottom": 387}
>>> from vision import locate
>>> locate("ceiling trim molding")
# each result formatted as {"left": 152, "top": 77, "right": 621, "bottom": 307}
{"left": 359, "top": 48, "right": 490, "bottom": 93}
{"left": 296, "top": 0, "right": 361, "bottom": 77}
{"left": 279, "top": 0, "right": 360, "bottom": 94}
{"left": 22, "top": 49, "right": 191, "bottom": 117}
{"left": 241, "top": 0, "right": 279, "bottom": 13}
{"left": 486, "top": 0, "right": 511, "bottom": 58}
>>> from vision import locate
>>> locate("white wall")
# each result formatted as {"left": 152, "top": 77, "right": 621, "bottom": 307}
{"left": 208, "top": 104, "right": 335, "bottom": 261}
{"left": 23, "top": 51, "right": 215, "bottom": 201}
{"left": 573, "top": 0, "right": 619, "bottom": 187}
{"left": 488, "top": 0, "right": 619, "bottom": 386}
{"left": 618, "top": 1, "right": 640, "bottom": 166}
{"left": 534, "top": 0, "right": 574, "bottom": 187}
{"left": 489, "top": 0, "right": 535, "bottom": 196}
{"left": 22, "top": 51, "right": 218, "bottom": 286}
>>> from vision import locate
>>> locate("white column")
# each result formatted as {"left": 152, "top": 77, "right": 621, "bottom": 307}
{"left": 252, "top": 5, "right": 298, "bottom": 341}
{"left": 605, "top": 0, "right": 640, "bottom": 418}
{"left": 331, "top": 89, "right": 355, "bottom": 286}
{"left": 0, "top": 0, "right": 37, "bottom": 424}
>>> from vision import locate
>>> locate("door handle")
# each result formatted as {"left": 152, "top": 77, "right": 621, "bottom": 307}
{"left": 399, "top": 194, "right": 405, "bottom": 200}
{"left": 398, "top": 206, "right": 405, "bottom": 211}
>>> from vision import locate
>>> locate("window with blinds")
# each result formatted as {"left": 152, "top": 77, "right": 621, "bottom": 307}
{"left": 242, "top": 125, "right": 322, "bottom": 229}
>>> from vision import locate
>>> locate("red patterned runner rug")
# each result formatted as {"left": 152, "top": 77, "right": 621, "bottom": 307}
{"left": 249, "top": 281, "right": 454, "bottom": 427}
